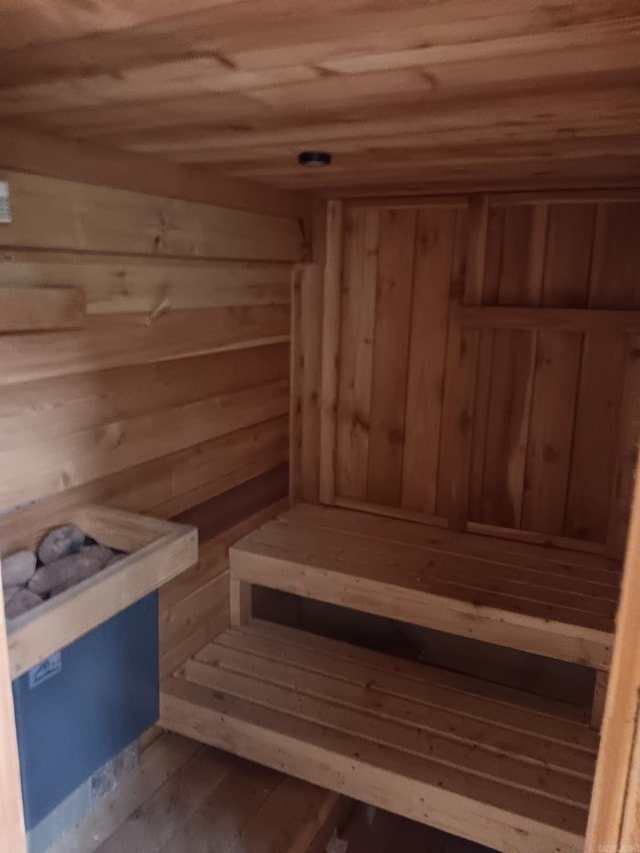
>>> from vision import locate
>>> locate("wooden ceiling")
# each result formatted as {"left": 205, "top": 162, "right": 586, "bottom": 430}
{"left": 2, "top": 0, "right": 640, "bottom": 193}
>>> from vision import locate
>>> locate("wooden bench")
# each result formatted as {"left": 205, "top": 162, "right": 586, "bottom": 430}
{"left": 159, "top": 502, "right": 621, "bottom": 852}
{"left": 161, "top": 619, "right": 598, "bottom": 853}
{"left": 228, "top": 503, "right": 619, "bottom": 670}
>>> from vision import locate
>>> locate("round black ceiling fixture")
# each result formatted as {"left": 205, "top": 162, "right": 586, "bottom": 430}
{"left": 298, "top": 151, "right": 332, "bottom": 166}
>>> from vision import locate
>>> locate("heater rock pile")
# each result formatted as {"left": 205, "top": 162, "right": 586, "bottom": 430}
{"left": 2, "top": 525, "right": 128, "bottom": 621}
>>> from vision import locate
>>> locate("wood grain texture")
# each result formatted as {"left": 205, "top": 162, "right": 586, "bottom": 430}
{"left": 0, "top": 170, "right": 303, "bottom": 262}
{"left": 0, "top": 124, "right": 310, "bottom": 219}
{"left": 319, "top": 201, "right": 343, "bottom": 504}
{"left": 0, "top": 167, "right": 299, "bottom": 745}
{"left": 6, "top": 510, "right": 198, "bottom": 679}
{"left": 0, "top": 286, "right": 86, "bottom": 332}
{"left": 332, "top": 193, "right": 640, "bottom": 549}
{"left": 230, "top": 504, "right": 618, "bottom": 668}
{"left": 366, "top": 209, "right": 416, "bottom": 506}
{"left": 161, "top": 619, "right": 596, "bottom": 853}
{"left": 401, "top": 208, "right": 457, "bottom": 515}
{"left": 0, "top": 252, "right": 291, "bottom": 315}
{"left": 459, "top": 306, "right": 640, "bottom": 332}
{"left": 2, "top": 5, "right": 640, "bottom": 193}
{"left": 51, "top": 730, "right": 347, "bottom": 853}
{"left": 336, "top": 207, "right": 378, "bottom": 499}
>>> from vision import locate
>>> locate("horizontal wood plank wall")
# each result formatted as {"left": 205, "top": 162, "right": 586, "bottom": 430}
{"left": 0, "top": 169, "right": 303, "bottom": 674}
{"left": 331, "top": 194, "right": 640, "bottom": 554}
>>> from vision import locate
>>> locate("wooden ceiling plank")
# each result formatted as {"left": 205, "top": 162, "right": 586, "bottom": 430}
{"left": 0, "top": 0, "right": 247, "bottom": 51}
{"left": 0, "top": 63, "right": 320, "bottom": 118}
{"left": 90, "top": 84, "right": 639, "bottom": 157}
{"left": 0, "top": 124, "right": 310, "bottom": 219}
{"left": 1, "top": 0, "right": 639, "bottom": 191}
{"left": 2, "top": 1, "right": 635, "bottom": 87}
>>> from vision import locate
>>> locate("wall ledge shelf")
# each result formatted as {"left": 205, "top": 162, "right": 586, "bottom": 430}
{"left": 4, "top": 505, "right": 198, "bottom": 679}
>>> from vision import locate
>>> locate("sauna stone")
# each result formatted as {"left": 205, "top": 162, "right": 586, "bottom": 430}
{"left": 29, "top": 545, "right": 114, "bottom": 596}
{"left": 3, "top": 585, "right": 21, "bottom": 607}
{"left": 5, "top": 589, "right": 43, "bottom": 620}
{"left": 104, "top": 553, "right": 128, "bottom": 570}
{"left": 38, "top": 525, "right": 86, "bottom": 565}
{"left": 1, "top": 550, "right": 37, "bottom": 588}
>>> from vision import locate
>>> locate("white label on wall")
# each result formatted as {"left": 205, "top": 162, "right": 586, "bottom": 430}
{"left": 0, "top": 180, "right": 11, "bottom": 224}
{"left": 29, "top": 652, "right": 62, "bottom": 688}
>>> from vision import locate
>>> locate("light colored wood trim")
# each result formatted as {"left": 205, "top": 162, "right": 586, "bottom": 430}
{"left": 345, "top": 195, "right": 470, "bottom": 210}
{"left": 0, "top": 123, "right": 310, "bottom": 220}
{"left": 335, "top": 497, "right": 448, "bottom": 529}
{"left": 229, "top": 579, "right": 252, "bottom": 628}
{"left": 444, "top": 194, "right": 488, "bottom": 531}
{"left": 0, "top": 307, "right": 289, "bottom": 388}
{"left": 0, "top": 170, "right": 303, "bottom": 263}
{"left": 6, "top": 507, "right": 198, "bottom": 679}
{"left": 319, "top": 200, "right": 343, "bottom": 505}
{"left": 591, "top": 671, "right": 609, "bottom": 730}
{"left": 467, "top": 521, "right": 607, "bottom": 556}
{"left": 0, "top": 558, "right": 25, "bottom": 853}
{"left": 458, "top": 306, "right": 640, "bottom": 333}
{"left": 489, "top": 189, "right": 640, "bottom": 205}
{"left": 0, "top": 252, "right": 292, "bottom": 316}
{"left": 586, "top": 443, "right": 640, "bottom": 848}
{"left": 289, "top": 266, "right": 304, "bottom": 504}
{"left": 330, "top": 180, "right": 640, "bottom": 201}
{"left": 0, "top": 286, "right": 86, "bottom": 332}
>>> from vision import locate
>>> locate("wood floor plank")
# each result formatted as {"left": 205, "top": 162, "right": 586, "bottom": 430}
{"left": 51, "top": 734, "right": 201, "bottom": 853}
{"left": 223, "top": 775, "right": 341, "bottom": 853}
{"left": 159, "top": 759, "right": 281, "bottom": 853}
{"left": 96, "top": 747, "right": 235, "bottom": 853}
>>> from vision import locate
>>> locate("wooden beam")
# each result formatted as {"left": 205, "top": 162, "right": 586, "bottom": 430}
{"left": 0, "top": 286, "right": 86, "bottom": 333}
{"left": 586, "top": 439, "right": 640, "bottom": 846}
{"left": 319, "top": 201, "right": 343, "bottom": 505}
{"left": 0, "top": 123, "right": 310, "bottom": 220}
{"left": 458, "top": 306, "right": 640, "bottom": 333}
{"left": 0, "top": 561, "right": 25, "bottom": 853}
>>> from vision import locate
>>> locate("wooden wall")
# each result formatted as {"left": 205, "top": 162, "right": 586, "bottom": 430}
{"left": 316, "top": 193, "right": 640, "bottom": 556}
{"left": 0, "top": 168, "right": 304, "bottom": 675}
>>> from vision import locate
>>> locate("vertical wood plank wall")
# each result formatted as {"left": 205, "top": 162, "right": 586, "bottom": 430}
{"left": 314, "top": 193, "right": 640, "bottom": 554}
{"left": 0, "top": 169, "right": 304, "bottom": 676}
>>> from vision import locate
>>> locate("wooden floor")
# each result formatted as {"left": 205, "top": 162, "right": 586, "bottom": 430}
{"left": 51, "top": 731, "right": 344, "bottom": 853}
{"left": 51, "top": 729, "right": 494, "bottom": 853}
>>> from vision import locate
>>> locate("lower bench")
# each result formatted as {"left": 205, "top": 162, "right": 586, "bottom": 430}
{"left": 160, "top": 620, "right": 597, "bottom": 853}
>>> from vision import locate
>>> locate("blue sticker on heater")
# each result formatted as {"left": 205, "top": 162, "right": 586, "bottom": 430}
{"left": 28, "top": 653, "right": 62, "bottom": 689}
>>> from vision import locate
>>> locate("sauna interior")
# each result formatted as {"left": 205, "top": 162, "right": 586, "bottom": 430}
{"left": 1, "top": 3, "right": 640, "bottom": 852}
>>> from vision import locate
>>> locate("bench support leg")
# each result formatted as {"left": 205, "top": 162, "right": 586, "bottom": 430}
{"left": 591, "top": 670, "right": 609, "bottom": 729}
{"left": 230, "top": 579, "right": 252, "bottom": 627}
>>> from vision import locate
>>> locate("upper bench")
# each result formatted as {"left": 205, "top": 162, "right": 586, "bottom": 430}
{"left": 229, "top": 503, "right": 620, "bottom": 670}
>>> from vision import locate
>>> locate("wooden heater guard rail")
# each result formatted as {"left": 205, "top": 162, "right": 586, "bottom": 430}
{"left": 4, "top": 504, "right": 198, "bottom": 679}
